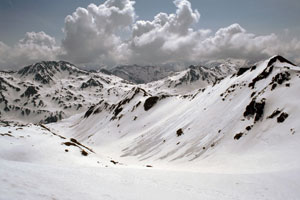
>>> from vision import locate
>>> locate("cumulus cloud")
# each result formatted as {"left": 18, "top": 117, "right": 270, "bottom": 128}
{"left": 0, "top": 31, "right": 59, "bottom": 69}
{"left": 192, "top": 24, "right": 280, "bottom": 62}
{"left": 127, "top": 0, "right": 208, "bottom": 65}
{"left": 58, "top": 0, "right": 300, "bottom": 66}
{"left": 20, "top": 31, "right": 57, "bottom": 48}
{"left": 59, "top": 0, "right": 135, "bottom": 65}
{"left": 1, "top": 0, "right": 300, "bottom": 69}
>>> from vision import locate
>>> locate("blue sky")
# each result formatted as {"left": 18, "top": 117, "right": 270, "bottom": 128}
{"left": 0, "top": 0, "right": 300, "bottom": 68}
{"left": 1, "top": 0, "right": 299, "bottom": 45}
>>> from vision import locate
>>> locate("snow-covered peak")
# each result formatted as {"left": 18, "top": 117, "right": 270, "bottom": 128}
{"left": 17, "top": 61, "right": 89, "bottom": 84}
{"left": 108, "top": 64, "right": 178, "bottom": 84}
{"left": 143, "top": 61, "right": 238, "bottom": 95}
{"left": 0, "top": 61, "right": 136, "bottom": 124}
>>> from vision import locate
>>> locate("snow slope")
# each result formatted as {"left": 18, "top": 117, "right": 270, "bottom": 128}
{"left": 1, "top": 158, "right": 300, "bottom": 200}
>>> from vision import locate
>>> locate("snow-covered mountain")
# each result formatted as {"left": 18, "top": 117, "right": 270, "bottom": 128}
{"left": 0, "top": 61, "right": 135, "bottom": 123}
{"left": 50, "top": 55, "right": 298, "bottom": 167}
{"left": 0, "top": 60, "right": 238, "bottom": 123}
{"left": 107, "top": 61, "right": 241, "bottom": 87}
{"left": 143, "top": 61, "right": 238, "bottom": 95}
{"left": 107, "top": 64, "right": 180, "bottom": 84}
{"left": 1, "top": 55, "right": 300, "bottom": 200}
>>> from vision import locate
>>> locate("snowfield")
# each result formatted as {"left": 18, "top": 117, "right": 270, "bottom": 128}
{"left": 1, "top": 158, "right": 300, "bottom": 200}
{"left": 1, "top": 55, "right": 300, "bottom": 200}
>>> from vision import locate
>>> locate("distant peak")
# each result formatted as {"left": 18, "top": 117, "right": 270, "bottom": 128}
{"left": 17, "top": 60, "right": 88, "bottom": 84}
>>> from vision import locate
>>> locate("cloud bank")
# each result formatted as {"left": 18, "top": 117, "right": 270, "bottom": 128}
{"left": 0, "top": 32, "right": 59, "bottom": 69}
{"left": 0, "top": 0, "right": 300, "bottom": 69}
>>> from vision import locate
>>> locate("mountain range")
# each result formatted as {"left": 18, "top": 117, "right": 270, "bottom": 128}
{"left": 0, "top": 59, "right": 238, "bottom": 123}
{"left": 1, "top": 55, "right": 300, "bottom": 200}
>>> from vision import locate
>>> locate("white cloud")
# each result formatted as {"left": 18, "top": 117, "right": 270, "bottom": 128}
{"left": 20, "top": 31, "right": 57, "bottom": 48}
{"left": 192, "top": 24, "right": 280, "bottom": 62}
{"left": 59, "top": 0, "right": 135, "bottom": 65}
{"left": 127, "top": 0, "right": 206, "bottom": 65}
{"left": 0, "top": 32, "right": 59, "bottom": 69}
{"left": 122, "top": 0, "right": 300, "bottom": 65}
{"left": 1, "top": 0, "right": 300, "bottom": 69}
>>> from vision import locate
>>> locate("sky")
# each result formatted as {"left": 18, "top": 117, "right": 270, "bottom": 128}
{"left": 0, "top": 0, "right": 300, "bottom": 69}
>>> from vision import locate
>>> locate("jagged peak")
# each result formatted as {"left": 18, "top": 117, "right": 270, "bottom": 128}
{"left": 18, "top": 60, "right": 87, "bottom": 75}
{"left": 16, "top": 60, "right": 89, "bottom": 84}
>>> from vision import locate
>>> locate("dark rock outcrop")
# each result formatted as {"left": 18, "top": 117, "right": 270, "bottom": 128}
{"left": 144, "top": 96, "right": 159, "bottom": 111}
{"left": 236, "top": 67, "right": 250, "bottom": 76}
{"left": 22, "top": 86, "right": 38, "bottom": 98}
{"left": 176, "top": 128, "right": 184, "bottom": 137}
{"left": 270, "top": 72, "right": 291, "bottom": 90}
{"left": 81, "top": 78, "right": 103, "bottom": 89}
{"left": 277, "top": 112, "right": 288, "bottom": 123}
{"left": 243, "top": 99, "right": 266, "bottom": 122}
{"left": 249, "top": 66, "right": 274, "bottom": 89}
{"left": 267, "top": 55, "right": 296, "bottom": 67}
{"left": 234, "top": 132, "right": 243, "bottom": 140}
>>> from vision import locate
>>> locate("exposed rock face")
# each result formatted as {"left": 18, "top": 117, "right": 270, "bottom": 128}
{"left": 249, "top": 65, "right": 274, "bottom": 89}
{"left": 267, "top": 109, "right": 281, "bottom": 119}
{"left": 176, "top": 128, "right": 184, "bottom": 137}
{"left": 243, "top": 99, "right": 266, "bottom": 122}
{"left": 43, "top": 112, "right": 64, "bottom": 124}
{"left": 236, "top": 67, "right": 250, "bottom": 76}
{"left": 81, "top": 78, "right": 103, "bottom": 89}
{"left": 234, "top": 132, "right": 243, "bottom": 140}
{"left": 22, "top": 86, "right": 38, "bottom": 98}
{"left": 277, "top": 112, "right": 289, "bottom": 123}
{"left": 84, "top": 105, "right": 96, "bottom": 118}
{"left": 270, "top": 72, "right": 291, "bottom": 90}
{"left": 144, "top": 96, "right": 159, "bottom": 111}
{"left": 267, "top": 55, "right": 296, "bottom": 67}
